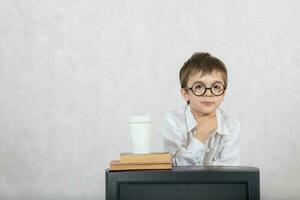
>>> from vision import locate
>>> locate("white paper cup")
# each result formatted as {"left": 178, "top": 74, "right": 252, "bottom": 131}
{"left": 128, "top": 114, "right": 152, "bottom": 154}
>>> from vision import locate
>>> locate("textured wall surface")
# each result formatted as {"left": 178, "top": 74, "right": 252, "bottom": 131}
{"left": 1, "top": 0, "right": 300, "bottom": 199}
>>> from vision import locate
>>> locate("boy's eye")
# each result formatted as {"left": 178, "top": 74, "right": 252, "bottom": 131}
{"left": 195, "top": 85, "right": 204, "bottom": 89}
{"left": 212, "top": 82, "right": 225, "bottom": 93}
{"left": 193, "top": 84, "right": 205, "bottom": 91}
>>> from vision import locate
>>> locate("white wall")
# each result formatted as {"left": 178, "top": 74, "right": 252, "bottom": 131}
{"left": 1, "top": 0, "right": 300, "bottom": 199}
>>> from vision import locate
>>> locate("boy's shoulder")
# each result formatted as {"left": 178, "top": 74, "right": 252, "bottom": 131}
{"left": 219, "top": 109, "right": 239, "bottom": 123}
{"left": 218, "top": 108, "right": 240, "bottom": 133}
{"left": 164, "top": 105, "right": 187, "bottom": 126}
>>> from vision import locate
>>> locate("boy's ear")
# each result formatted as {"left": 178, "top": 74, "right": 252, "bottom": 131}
{"left": 181, "top": 88, "right": 189, "bottom": 103}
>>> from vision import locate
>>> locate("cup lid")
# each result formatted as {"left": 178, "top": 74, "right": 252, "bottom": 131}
{"left": 128, "top": 114, "right": 152, "bottom": 123}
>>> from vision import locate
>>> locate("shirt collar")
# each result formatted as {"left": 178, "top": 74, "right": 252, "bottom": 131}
{"left": 185, "top": 104, "right": 229, "bottom": 135}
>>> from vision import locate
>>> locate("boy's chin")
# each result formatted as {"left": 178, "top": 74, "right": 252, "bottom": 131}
{"left": 191, "top": 105, "right": 217, "bottom": 116}
{"left": 200, "top": 109, "right": 215, "bottom": 115}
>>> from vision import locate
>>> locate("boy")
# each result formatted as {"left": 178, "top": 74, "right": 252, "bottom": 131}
{"left": 160, "top": 52, "right": 240, "bottom": 166}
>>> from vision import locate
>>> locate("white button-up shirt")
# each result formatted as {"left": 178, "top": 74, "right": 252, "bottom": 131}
{"left": 160, "top": 105, "right": 240, "bottom": 166}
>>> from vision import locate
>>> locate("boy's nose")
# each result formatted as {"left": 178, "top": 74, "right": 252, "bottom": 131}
{"left": 203, "top": 89, "right": 213, "bottom": 96}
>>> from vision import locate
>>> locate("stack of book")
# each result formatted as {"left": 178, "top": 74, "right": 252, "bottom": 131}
{"left": 109, "top": 152, "right": 172, "bottom": 171}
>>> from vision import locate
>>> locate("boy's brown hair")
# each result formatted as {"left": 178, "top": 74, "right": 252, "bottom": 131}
{"left": 179, "top": 52, "right": 228, "bottom": 89}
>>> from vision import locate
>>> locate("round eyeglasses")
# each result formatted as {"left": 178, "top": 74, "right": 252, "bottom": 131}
{"left": 185, "top": 81, "right": 226, "bottom": 96}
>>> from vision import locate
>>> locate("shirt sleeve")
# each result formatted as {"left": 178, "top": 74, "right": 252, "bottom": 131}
{"left": 160, "top": 114, "right": 206, "bottom": 166}
{"left": 211, "top": 119, "right": 240, "bottom": 166}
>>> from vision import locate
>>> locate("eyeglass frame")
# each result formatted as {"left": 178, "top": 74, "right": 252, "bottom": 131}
{"left": 184, "top": 81, "right": 227, "bottom": 97}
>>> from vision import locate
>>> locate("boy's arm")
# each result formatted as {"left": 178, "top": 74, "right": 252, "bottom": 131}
{"left": 160, "top": 114, "right": 207, "bottom": 166}
{"left": 211, "top": 119, "right": 240, "bottom": 166}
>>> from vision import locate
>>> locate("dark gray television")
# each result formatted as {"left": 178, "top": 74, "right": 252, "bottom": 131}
{"left": 106, "top": 166, "right": 260, "bottom": 200}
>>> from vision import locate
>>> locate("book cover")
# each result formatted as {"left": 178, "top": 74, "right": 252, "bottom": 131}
{"left": 109, "top": 160, "right": 172, "bottom": 171}
{"left": 120, "top": 152, "right": 171, "bottom": 164}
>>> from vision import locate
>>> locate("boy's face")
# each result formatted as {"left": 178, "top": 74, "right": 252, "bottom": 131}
{"left": 181, "top": 70, "right": 226, "bottom": 116}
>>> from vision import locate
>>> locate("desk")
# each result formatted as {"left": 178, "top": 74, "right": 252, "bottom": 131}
{"left": 106, "top": 166, "right": 260, "bottom": 200}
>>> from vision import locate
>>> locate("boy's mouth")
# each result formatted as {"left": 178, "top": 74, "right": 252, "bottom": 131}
{"left": 201, "top": 102, "right": 215, "bottom": 106}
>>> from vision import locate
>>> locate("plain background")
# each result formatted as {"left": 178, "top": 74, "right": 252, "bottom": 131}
{"left": 1, "top": 0, "right": 300, "bottom": 199}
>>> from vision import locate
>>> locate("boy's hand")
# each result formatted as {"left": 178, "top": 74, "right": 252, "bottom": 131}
{"left": 194, "top": 112, "right": 218, "bottom": 144}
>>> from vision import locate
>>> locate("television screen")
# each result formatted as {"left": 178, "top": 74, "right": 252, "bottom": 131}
{"left": 106, "top": 166, "right": 260, "bottom": 200}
